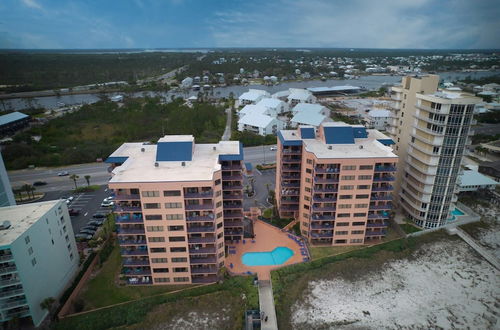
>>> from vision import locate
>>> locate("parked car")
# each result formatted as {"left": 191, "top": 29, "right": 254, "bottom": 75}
{"left": 82, "top": 225, "right": 98, "bottom": 231}
{"left": 33, "top": 181, "right": 47, "bottom": 186}
{"left": 80, "top": 229, "right": 96, "bottom": 235}
{"left": 92, "top": 213, "right": 107, "bottom": 219}
{"left": 270, "top": 146, "right": 277, "bottom": 151}
{"left": 75, "top": 234, "right": 93, "bottom": 240}
{"left": 68, "top": 208, "right": 81, "bottom": 216}
{"left": 103, "top": 196, "right": 114, "bottom": 202}
{"left": 57, "top": 171, "right": 69, "bottom": 176}
{"left": 101, "top": 201, "right": 114, "bottom": 207}
{"left": 88, "top": 220, "right": 104, "bottom": 226}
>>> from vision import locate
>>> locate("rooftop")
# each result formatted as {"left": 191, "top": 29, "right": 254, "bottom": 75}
{"left": 238, "top": 112, "right": 275, "bottom": 128}
{"left": 291, "top": 111, "right": 328, "bottom": 126}
{"left": 0, "top": 200, "right": 60, "bottom": 246}
{"left": 368, "top": 109, "right": 391, "bottom": 117}
{"left": 256, "top": 97, "right": 284, "bottom": 109}
{"left": 238, "top": 89, "right": 270, "bottom": 101}
{"left": 307, "top": 85, "right": 361, "bottom": 93}
{"left": 459, "top": 170, "right": 498, "bottom": 187}
{"left": 109, "top": 136, "right": 242, "bottom": 183}
{"left": 0, "top": 111, "right": 29, "bottom": 127}
{"left": 292, "top": 103, "right": 325, "bottom": 114}
{"left": 288, "top": 88, "right": 313, "bottom": 101}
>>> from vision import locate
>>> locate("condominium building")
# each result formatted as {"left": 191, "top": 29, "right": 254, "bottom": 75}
{"left": 388, "top": 75, "right": 481, "bottom": 228}
{"left": 0, "top": 152, "right": 15, "bottom": 207}
{"left": 276, "top": 123, "right": 398, "bottom": 246}
{"left": 106, "top": 135, "right": 243, "bottom": 285}
{"left": 0, "top": 200, "right": 79, "bottom": 326}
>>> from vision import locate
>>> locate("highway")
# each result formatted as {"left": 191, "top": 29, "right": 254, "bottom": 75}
{"left": 7, "top": 146, "right": 277, "bottom": 192}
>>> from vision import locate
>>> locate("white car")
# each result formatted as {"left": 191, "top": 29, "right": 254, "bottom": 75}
{"left": 270, "top": 146, "right": 277, "bottom": 151}
{"left": 101, "top": 201, "right": 114, "bottom": 207}
{"left": 57, "top": 171, "right": 69, "bottom": 176}
{"left": 103, "top": 196, "right": 114, "bottom": 203}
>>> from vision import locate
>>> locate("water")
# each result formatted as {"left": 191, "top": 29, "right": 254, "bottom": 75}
{"left": 2, "top": 70, "right": 498, "bottom": 111}
{"left": 451, "top": 208, "right": 465, "bottom": 216}
{"left": 242, "top": 246, "right": 294, "bottom": 266}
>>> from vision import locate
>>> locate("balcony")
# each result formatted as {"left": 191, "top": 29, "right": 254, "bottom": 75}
{"left": 369, "top": 203, "right": 392, "bottom": 210}
{"left": 222, "top": 174, "right": 243, "bottom": 181}
{"left": 115, "top": 194, "right": 140, "bottom": 201}
{"left": 282, "top": 149, "right": 301, "bottom": 155}
{"left": 222, "top": 184, "right": 243, "bottom": 191}
{"left": 365, "top": 230, "right": 387, "bottom": 236}
{"left": 282, "top": 175, "right": 301, "bottom": 180}
{"left": 224, "top": 210, "right": 243, "bottom": 218}
{"left": 221, "top": 164, "right": 241, "bottom": 170}
{"left": 371, "top": 195, "right": 393, "bottom": 201}
{"left": 116, "top": 215, "right": 143, "bottom": 224}
{"left": 1, "top": 298, "right": 27, "bottom": 310}
{"left": 282, "top": 158, "right": 301, "bottom": 164}
{"left": 188, "top": 236, "right": 216, "bottom": 243}
{"left": 184, "top": 191, "right": 213, "bottom": 198}
{"left": 191, "top": 267, "right": 217, "bottom": 274}
{"left": 281, "top": 166, "right": 300, "bottom": 172}
{"left": 5, "top": 307, "right": 30, "bottom": 319}
{"left": 0, "top": 278, "right": 20, "bottom": 288}
{"left": 190, "top": 257, "right": 217, "bottom": 264}
{"left": 313, "top": 205, "right": 336, "bottom": 212}
{"left": 314, "top": 166, "right": 340, "bottom": 174}
{"left": 223, "top": 193, "right": 243, "bottom": 200}
{"left": 225, "top": 220, "right": 244, "bottom": 227}
{"left": 374, "top": 166, "right": 396, "bottom": 172}
{"left": 311, "top": 223, "right": 334, "bottom": 229}
{"left": 185, "top": 203, "right": 214, "bottom": 211}
{"left": 123, "top": 269, "right": 152, "bottom": 276}
{"left": 314, "top": 177, "right": 339, "bottom": 183}
{"left": 311, "top": 232, "right": 334, "bottom": 238}
{"left": 314, "top": 187, "right": 339, "bottom": 193}
{"left": 115, "top": 205, "right": 142, "bottom": 212}
{"left": 391, "top": 94, "right": 401, "bottom": 101}
{"left": 186, "top": 215, "right": 215, "bottom": 222}
{"left": 0, "top": 288, "right": 24, "bottom": 298}
{"left": 373, "top": 176, "right": 395, "bottom": 182}
{"left": 123, "top": 259, "right": 150, "bottom": 266}
{"left": 366, "top": 222, "right": 388, "bottom": 228}
{"left": 187, "top": 226, "right": 215, "bottom": 233}
{"left": 371, "top": 185, "right": 393, "bottom": 192}
{"left": 413, "top": 124, "right": 444, "bottom": 137}
{"left": 117, "top": 228, "right": 145, "bottom": 235}
{"left": 0, "top": 254, "right": 13, "bottom": 262}
{"left": 281, "top": 189, "right": 300, "bottom": 196}
{"left": 223, "top": 202, "right": 242, "bottom": 209}
{"left": 279, "top": 205, "right": 299, "bottom": 211}
{"left": 121, "top": 249, "right": 148, "bottom": 256}
{"left": 313, "top": 196, "right": 337, "bottom": 202}
{"left": 311, "top": 214, "right": 335, "bottom": 221}
{"left": 0, "top": 267, "right": 17, "bottom": 276}
{"left": 281, "top": 182, "right": 300, "bottom": 188}
{"left": 118, "top": 239, "right": 147, "bottom": 246}
{"left": 189, "top": 247, "right": 216, "bottom": 254}
{"left": 368, "top": 213, "right": 390, "bottom": 219}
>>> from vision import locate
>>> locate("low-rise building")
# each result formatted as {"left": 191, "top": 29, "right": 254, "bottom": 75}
{"left": 367, "top": 109, "right": 391, "bottom": 130}
{"left": 238, "top": 89, "right": 270, "bottom": 106}
{"left": 0, "top": 112, "right": 30, "bottom": 137}
{"left": 290, "top": 103, "right": 330, "bottom": 128}
{"left": 287, "top": 88, "right": 317, "bottom": 107}
{"left": 458, "top": 169, "right": 499, "bottom": 192}
{"left": 0, "top": 201, "right": 79, "bottom": 326}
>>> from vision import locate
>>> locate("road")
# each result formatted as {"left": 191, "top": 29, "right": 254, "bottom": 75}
{"left": 7, "top": 146, "right": 277, "bottom": 192}
{"left": 473, "top": 123, "right": 500, "bottom": 136}
{"left": 221, "top": 108, "right": 232, "bottom": 141}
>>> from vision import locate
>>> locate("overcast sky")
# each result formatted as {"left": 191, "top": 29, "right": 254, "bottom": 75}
{"left": 1, "top": 0, "right": 499, "bottom": 49}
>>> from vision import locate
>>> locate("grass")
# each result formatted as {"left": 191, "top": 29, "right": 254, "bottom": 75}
{"left": 73, "top": 185, "right": 101, "bottom": 193}
{"left": 459, "top": 220, "right": 492, "bottom": 240}
{"left": 400, "top": 223, "right": 422, "bottom": 234}
{"left": 310, "top": 245, "right": 366, "bottom": 260}
{"left": 271, "top": 230, "right": 455, "bottom": 329}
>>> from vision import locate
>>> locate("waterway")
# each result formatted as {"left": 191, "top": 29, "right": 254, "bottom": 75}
{"left": 2, "top": 70, "right": 498, "bottom": 111}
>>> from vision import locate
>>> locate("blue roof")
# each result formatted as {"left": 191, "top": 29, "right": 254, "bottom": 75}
{"left": 245, "top": 162, "right": 253, "bottom": 171}
{"left": 353, "top": 127, "right": 368, "bottom": 138}
{"left": 300, "top": 127, "right": 315, "bottom": 139}
{"left": 377, "top": 139, "right": 395, "bottom": 146}
{"left": 278, "top": 131, "right": 303, "bottom": 146}
{"left": 105, "top": 156, "right": 129, "bottom": 164}
{"left": 0, "top": 112, "right": 29, "bottom": 126}
{"left": 324, "top": 126, "right": 355, "bottom": 144}
{"left": 219, "top": 143, "right": 244, "bottom": 161}
{"left": 156, "top": 141, "right": 193, "bottom": 162}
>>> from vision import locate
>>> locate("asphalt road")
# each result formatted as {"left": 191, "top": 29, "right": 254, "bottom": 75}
{"left": 473, "top": 123, "right": 500, "bottom": 136}
{"left": 7, "top": 146, "right": 277, "bottom": 192}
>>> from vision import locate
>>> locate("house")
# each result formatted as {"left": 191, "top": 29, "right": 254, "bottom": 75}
{"left": 287, "top": 88, "right": 316, "bottom": 106}
{"left": 0, "top": 112, "right": 30, "bottom": 137}
{"left": 238, "top": 112, "right": 285, "bottom": 136}
{"left": 290, "top": 112, "right": 331, "bottom": 128}
{"left": 255, "top": 98, "right": 289, "bottom": 116}
{"left": 458, "top": 169, "right": 499, "bottom": 192}
{"left": 110, "top": 95, "right": 124, "bottom": 102}
{"left": 181, "top": 77, "right": 193, "bottom": 88}
{"left": 367, "top": 109, "right": 391, "bottom": 130}
{"left": 238, "top": 89, "right": 271, "bottom": 106}
{"left": 291, "top": 103, "right": 329, "bottom": 116}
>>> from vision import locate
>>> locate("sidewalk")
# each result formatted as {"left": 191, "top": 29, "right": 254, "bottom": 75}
{"left": 258, "top": 280, "right": 278, "bottom": 330}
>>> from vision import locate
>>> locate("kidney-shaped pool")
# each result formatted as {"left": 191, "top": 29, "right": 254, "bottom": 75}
{"left": 242, "top": 246, "right": 294, "bottom": 266}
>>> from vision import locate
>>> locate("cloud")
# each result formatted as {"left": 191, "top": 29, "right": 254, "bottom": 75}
{"left": 21, "top": 0, "right": 42, "bottom": 10}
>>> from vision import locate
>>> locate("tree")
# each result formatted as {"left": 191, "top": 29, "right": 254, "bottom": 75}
{"left": 40, "top": 297, "right": 55, "bottom": 311}
{"left": 69, "top": 174, "right": 80, "bottom": 190}
{"left": 22, "top": 184, "right": 34, "bottom": 199}
{"left": 84, "top": 175, "right": 91, "bottom": 187}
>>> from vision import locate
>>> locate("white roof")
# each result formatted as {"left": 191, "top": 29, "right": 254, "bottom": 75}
{"left": 288, "top": 88, "right": 313, "bottom": 101}
{"left": 291, "top": 112, "right": 327, "bottom": 126}
{"left": 272, "top": 90, "right": 290, "bottom": 98}
{"left": 109, "top": 138, "right": 240, "bottom": 183}
{"left": 0, "top": 200, "right": 61, "bottom": 246}
{"left": 293, "top": 103, "right": 325, "bottom": 114}
{"left": 238, "top": 89, "right": 270, "bottom": 101}
{"left": 459, "top": 170, "right": 498, "bottom": 187}
{"left": 239, "top": 104, "right": 268, "bottom": 117}
{"left": 238, "top": 112, "right": 275, "bottom": 128}
{"left": 256, "top": 98, "right": 283, "bottom": 109}
{"left": 368, "top": 109, "right": 391, "bottom": 118}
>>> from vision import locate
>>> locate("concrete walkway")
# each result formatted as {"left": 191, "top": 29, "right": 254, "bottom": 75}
{"left": 447, "top": 227, "right": 500, "bottom": 270}
{"left": 221, "top": 107, "right": 232, "bottom": 141}
{"left": 258, "top": 280, "right": 278, "bottom": 330}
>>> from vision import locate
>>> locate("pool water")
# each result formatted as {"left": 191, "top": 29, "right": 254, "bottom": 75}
{"left": 242, "top": 247, "right": 294, "bottom": 266}
{"left": 451, "top": 208, "right": 465, "bottom": 216}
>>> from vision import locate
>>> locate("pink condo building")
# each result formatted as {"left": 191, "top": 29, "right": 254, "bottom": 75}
{"left": 106, "top": 135, "right": 244, "bottom": 285}
{"left": 276, "top": 123, "right": 398, "bottom": 246}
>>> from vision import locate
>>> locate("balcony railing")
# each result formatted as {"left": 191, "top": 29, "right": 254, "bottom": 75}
{"left": 368, "top": 213, "right": 390, "bottom": 219}
{"left": 1, "top": 298, "right": 27, "bottom": 310}
{"left": 0, "top": 267, "right": 17, "bottom": 275}
{"left": 0, "top": 288, "right": 24, "bottom": 298}
{"left": 123, "top": 259, "right": 150, "bottom": 266}
{"left": 314, "top": 167, "right": 340, "bottom": 174}
{"left": 116, "top": 216, "right": 143, "bottom": 224}
{"left": 282, "top": 149, "right": 301, "bottom": 155}
{"left": 190, "top": 257, "right": 217, "bottom": 264}
{"left": 0, "top": 254, "right": 13, "bottom": 262}
{"left": 187, "top": 226, "right": 215, "bottom": 233}
{"left": 366, "top": 222, "right": 388, "bottom": 228}
{"left": 188, "top": 236, "right": 216, "bottom": 243}
{"left": 374, "top": 166, "right": 396, "bottom": 172}
{"left": 0, "top": 278, "right": 20, "bottom": 288}
{"left": 186, "top": 215, "right": 215, "bottom": 222}
{"left": 184, "top": 191, "right": 213, "bottom": 198}
{"left": 282, "top": 158, "right": 301, "bottom": 163}
{"left": 311, "top": 232, "right": 334, "bottom": 238}
{"left": 222, "top": 185, "right": 243, "bottom": 191}
{"left": 279, "top": 205, "right": 299, "bottom": 211}
{"left": 313, "top": 206, "right": 336, "bottom": 212}
{"left": 281, "top": 182, "right": 300, "bottom": 188}
{"left": 373, "top": 176, "right": 395, "bottom": 182}
{"left": 189, "top": 247, "right": 216, "bottom": 254}
{"left": 118, "top": 239, "right": 147, "bottom": 245}
{"left": 365, "top": 230, "right": 387, "bottom": 236}
{"left": 314, "top": 177, "right": 339, "bottom": 183}
{"left": 191, "top": 267, "right": 217, "bottom": 274}
{"left": 192, "top": 276, "right": 218, "bottom": 283}
{"left": 311, "top": 223, "right": 334, "bottom": 229}
{"left": 185, "top": 203, "right": 214, "bottom": 211}
{"left": 369, "top": 204, "right": 392, "bottom": 210}
{"left": 115, "top": 194, "right": 140, "bottom": 201}
{"left": 223, "top": 203, "right": 243, "bottom": 209}
{"left": 311, "top": 215, "right": 335, "bottom": 221}
{"left": 282, "top": 175, "right": 301, "bottom": 180}
{"left": 123, "top": 269, "right": 152, "bottom": 276}
{"left": 222, "top": 175, "right": 243, "bottom": 181}
{"left": 223, "top": 193, "right": 243, "bottom": 200}
{"left": 114, "top": 205, "right": 142, "bottom": 212}
{"left": 121, "top": 249, "right": 149, "bottom": 256}
{"left": 221, "top": 164, "right": 241, "bottom": 170}
{"left": 371, "top": 185, "right": 394, "bottom": 192}
{"left": 225, "top": 220, "right": 244, "bottom": 227}
{"left": 370, "top": 195, "right": 393, "bottom": 201}
{"left": 281, "top": 166, "right": 300, "bottom": 172}
{"left": 313, "top": 196, "right": 337, "bottom": 202}
{"left": 117, "top": 228, "right": 145, "bottom": 235}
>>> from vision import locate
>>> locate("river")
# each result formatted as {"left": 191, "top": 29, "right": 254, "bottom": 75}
{"left": 1, "top": 70, "right": 498, "bottom": 111}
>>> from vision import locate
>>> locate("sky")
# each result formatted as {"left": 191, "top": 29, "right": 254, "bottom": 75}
{"left": 0, "top": 0, "right": 499, "bottom": 49}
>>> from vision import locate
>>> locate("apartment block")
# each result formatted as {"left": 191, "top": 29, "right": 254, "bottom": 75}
{"left": 388, "top": 75, "right": 480, "bottom": 228}
{"left": 106, "top": 135, "right": 244, "bottom": 285}
{"left": 0, "top": 152, "right": 15, "bottom": 207}
{"left": 276, "top": 123, "right": 398, "bottom": 246}
{"left": 0, "top": 201, "right": 79, "bottom": 326}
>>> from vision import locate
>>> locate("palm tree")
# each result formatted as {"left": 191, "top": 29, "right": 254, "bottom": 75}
{"left": 84, "top": 175, "right": 91, "bottom": 187}
{"left": 13, "top": 188, "right": 23, "bottom": 202}
{"left": 69, "top": 174, "right": 79, "bottom": 190}
{"left": 29, "top": 185, "right": 36, "bottom": 199}
{"left": 22, "top": 184, "right": 34, "bottom": 199}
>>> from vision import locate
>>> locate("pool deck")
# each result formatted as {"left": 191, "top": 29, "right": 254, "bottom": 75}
{"left": 226, "top": 220, "right": 307, "bottom": 280}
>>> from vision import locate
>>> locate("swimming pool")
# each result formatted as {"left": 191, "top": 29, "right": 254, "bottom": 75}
{"left": 451, "top": 208, "right": 465, "bottom": 216}
{"left": 242, "top": 247, "right": 294, "bottom": 266}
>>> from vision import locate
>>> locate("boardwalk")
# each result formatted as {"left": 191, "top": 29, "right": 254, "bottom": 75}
{"left": 258, "top": 280, "right": 278, "bottom": 330}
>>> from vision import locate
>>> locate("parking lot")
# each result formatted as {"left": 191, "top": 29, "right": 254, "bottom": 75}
{"left": 243, "top": 168, "right": 275, "bottom": 209}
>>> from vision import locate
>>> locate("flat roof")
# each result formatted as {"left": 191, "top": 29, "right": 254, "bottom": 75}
{"left": 109, "top": 138, "right": 241, "bottom": 183}
{"left": 0, "top": 200, "right": 60, "bottom": 246}
{"left": 459, "top": 170, "right": 498, "bottom": 187}
{"left": 307, "top": 85, "right": 361, "bottom": 93}
{"left": 368, "top": 109, "right": 391, "bottom": 117}
{"left": 0, "top": 112, "right": 29, "bottom": 126}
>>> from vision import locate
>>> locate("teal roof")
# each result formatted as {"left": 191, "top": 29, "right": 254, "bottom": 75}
{"left": 0, "top": 112, "right": 29, "bottom": 126}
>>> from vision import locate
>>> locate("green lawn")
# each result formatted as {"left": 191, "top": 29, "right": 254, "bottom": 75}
{"left": 310, "top": 245, "right": 365, "bottom": 260}
{"left": 400, "top": 223, "right": 422, "bottom": 234}
{"left": 78, "top": 245, "right": 193, "bottom": 311}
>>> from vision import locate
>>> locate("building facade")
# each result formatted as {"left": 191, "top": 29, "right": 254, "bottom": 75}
{"left": 275, "top": 123, "right": 398, "bottom": 246}
{"left": 0, "top": 201, "right": 79, "bottom": 326}
{"left": 0, "top": 152, "right": 15, "bottom": 207}
{"left": 106, "top": 136, "right": 244, "bottom": 285}
{"left": 388, "top": 75, "right": 480, "bottom": 228}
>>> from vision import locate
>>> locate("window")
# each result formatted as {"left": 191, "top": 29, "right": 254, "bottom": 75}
{"left": 217, "top": 222, "right": 223, "bottom": 229}
{"left": 145, "top": 215, "right": 162, "bottom": 220}
{"left": 169, "top": 236, "right": 185, "bottom": 242}
{"left": 305, "top": 187, "right": 311, "bottom": 192}
{"left": 352, "top": 230, "right": 364, "bottom": 235}
{"left": 356, "top": 194, "right": 369, "bottom": 199}
{"left": 142, "top": 191, "right": 159, "bottom": 197}
{"left": 25, "top": 236, "right": 30, "bottom": 244}
{"left": 155, "top": 278, "right": 170, "bottom": 283}
{"left": 337, "top": 213, "right": 350, "bottom": 218}
{"left": 353, "top": 213, "right": 366, "bottom": 217}
{"left": 334, "top": 239, "right": 347, "bottom": 244}
{"left": 306, "top": 168, "right": 312, "bottom": 174}
{"left": 151, "top": 258, "right": 168, "bottom": 263}
{"left": 352, "top": 222, "right": 365, "bottom": 226}
{"left": 216, "top": 201, "right": 222, "bottom": 208}
{"left": 150, "top": 248, "right": 167, "bottom": 253}
{"left": 306, "top": 159, "right": 313, "bottom": 164}
{"left": 338, "top": 204, "right": 351, "bottom": 209}
{"left": 148, "top": 237, "right": 165, "bottom": 243}
{"left": 342, "top": 165, "right": 356, "bottom": 170}
{"left": 215, "top": 190, "right": 222, "bottom": 197}
{"left": 355, "top": 204, "right": 368, "bottom": 208}
{"left": 165, "top": 202, "right": 182, "bottom": 209}
{"left": 341, "top": 175, "right": 355, "bottom": 180}
{"left": 65, "top": 235, "right": 69, "bottom": 243}
{"left": 174, "top": 277, "right": 190, "bottom": 282}
{"left": 146, "top": 226, "right": 164, "bottom": 232}
{"left": 144, "top": 203, "right": 161, "bottom": 209}
{"left": 335, "top": 231, "right": 348, "bottom": 235}
{"left": 339, "top": 195, "right": 352, "bottom": 200}
{"left": 305, "top": 178, "right": 311, "bottom": 183}
{"left": 304, "top": 196, "right": 310, "bottom": 201}
{"left": 303, "top": 205, "right": 310, "bottom": 210}
{"left": 168, "top": 225, "right": 184, "bottom": 231}
{"left": 28, "top": 247, "right": 33, "bottom": 255}
{"left": 31, "top": 258, "right": 37, "bottom": 266}
{"left": 336, "top": 222, "right": 349, "bottom": 226}
{"left": 173, "top": 267, "right": 188, "bottom": 273}
{"left": 215, "top": 179, "right": 221, "bottom": 185}
{"left": 357, "top": 185, "right": 370, "bottom": 189}
{"left": 359, "top": 165, "right": 373, "bottom": 170}
{"left": 351, "top": 239, "right": 363, "bottom": 243}
{"left": 166, "top": 214, "right": 184, "bottom": 220}
{"left": 170, "top": 247, "right": 187, "bottom": 253}
{"left": 164, "top": 190, "right": 181, "bottom": 196}
{"left": 172, "top": 257, "right": 188, "bottom": 263}
{"left": 153, "top": 268, "right": 169, "bottom": 273}
{"left": 358, "top": 175, "right": 372, "bottom": 180}
{"left": 340, "top": 185, "right": 354, "bottom": 190}
{"left": 217, "top": 232, "right": 223, "bottom": 239}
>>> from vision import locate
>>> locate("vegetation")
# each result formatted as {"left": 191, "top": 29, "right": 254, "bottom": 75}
{"left": 471, "top": 133, "right": 500, "bottom": 144}
{"left": 231, "top": 130, "right": 276, "bottom": 147}
{"left": 400, "top": 223, "right": 422, "bottom": 234}
{"left": 271, "top": 230, "right": 456, "bottom": 328}
{"left": 73, "top": 185, "right": 100, "bottom": 193}
{"left": 3, "top": 98, "right": 226, "bottom": 169}
{"left": 459, "top": 219, "right": 493, "bottom": 240}
{"left": 309, "top": 245, "right": 366, "bottom": 260}
{"left": 329, "top": 110, "right": 363, "bottom": 125}
{"left": 476, "top": 111, "right": 500, "bottom": 124}
{"left": 458, "top": 75, "right": 500, "bottom": 86}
